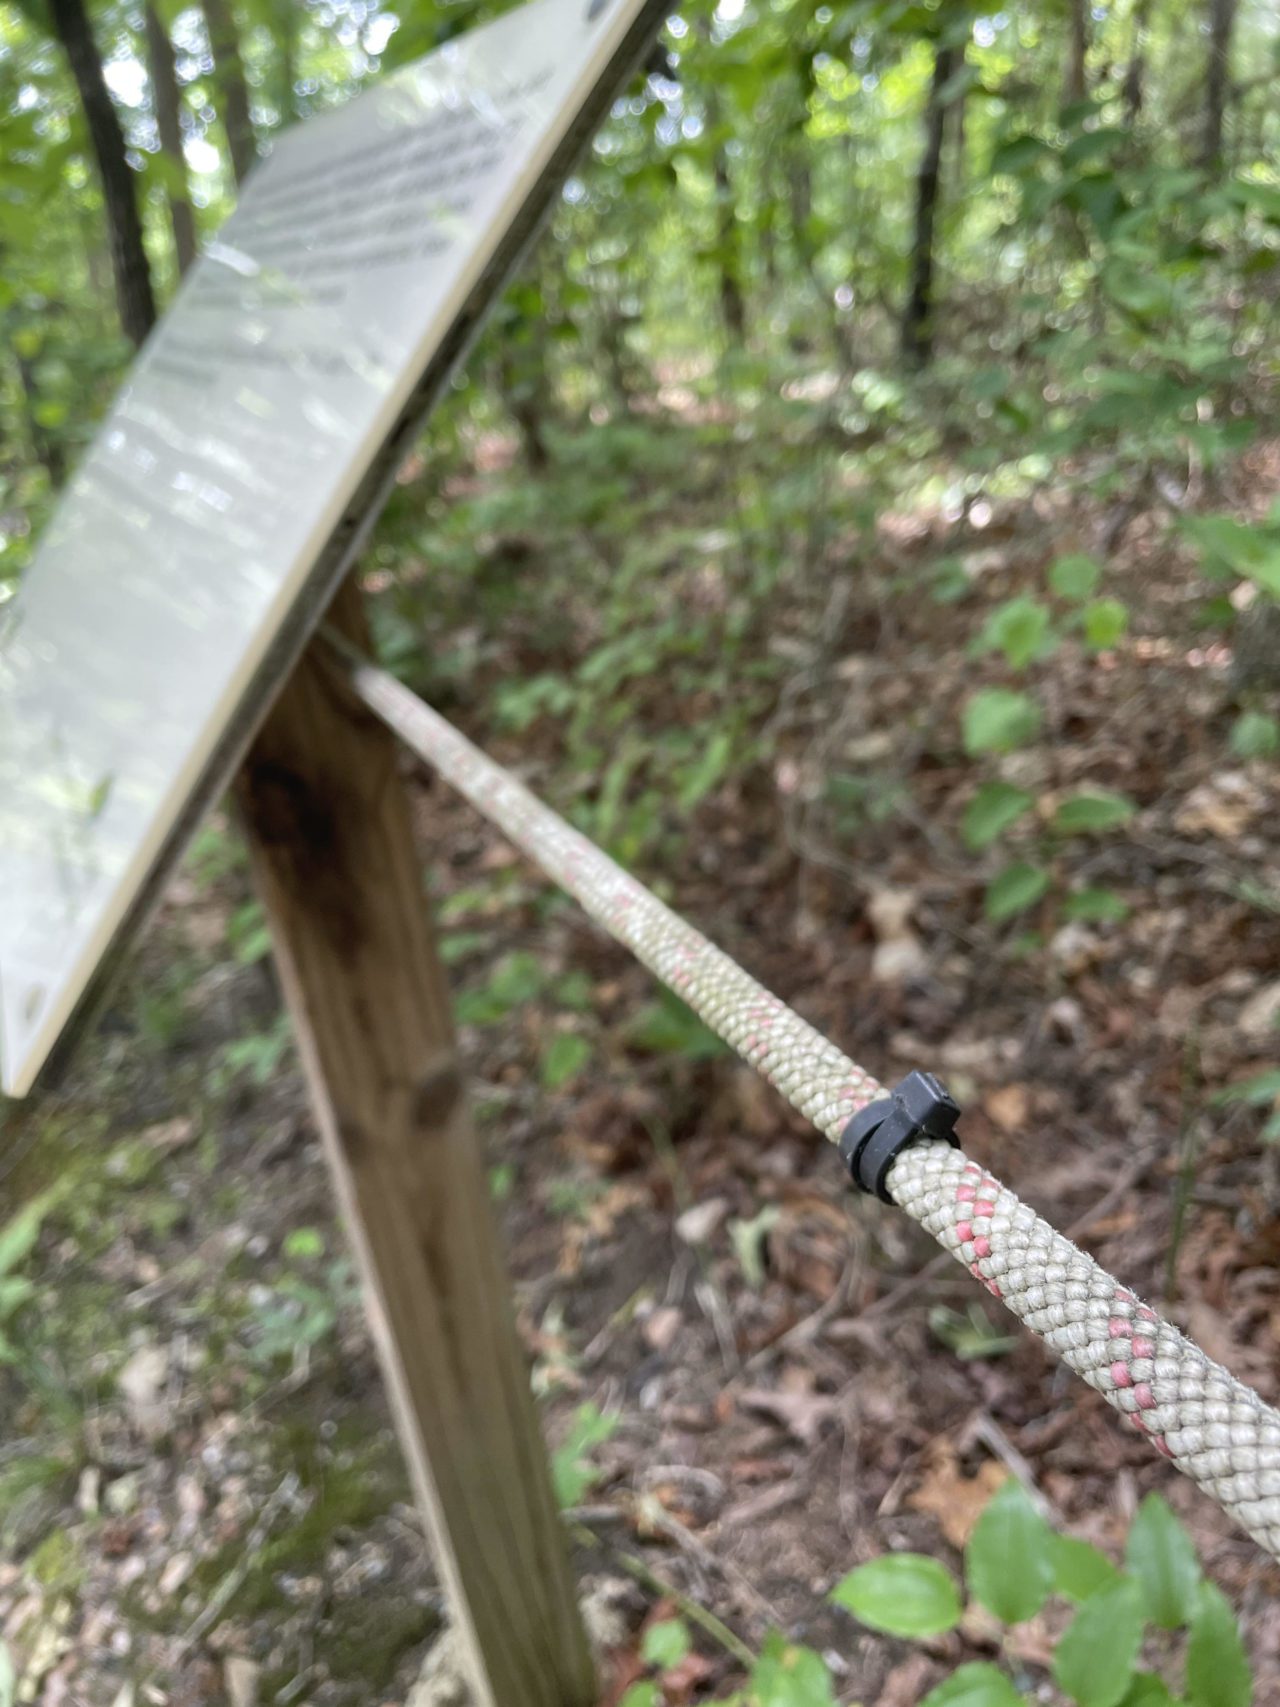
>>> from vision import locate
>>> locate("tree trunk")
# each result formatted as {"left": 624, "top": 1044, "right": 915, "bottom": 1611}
{"left": 713, "top": 144, "right": 747, "bottom": 348}
{"left": 1123, "top": 0, "right": 1153, "bottom": 118}
{"left": 1202, "top": 0, "right": 1238, "bottom": 173}
{"left": 498, "top": 341, "right": 551, "bottom": 471}
{"left": 143, "top": 0, "right": 198, "bottom": 276}
{"left": 901, "top": 42, "right": 955, "bottom": 368}
{"left": 201, "top": 0, "right": 256, "bottom": 186}
{"left": 14, "top": 346, "right": 67, "bottom": 489}
{"left": 1064, "top": 0, "right": 1088, "bottom": 107}
{"left": 47, "top": 0, "right": 156, "bottom": 346}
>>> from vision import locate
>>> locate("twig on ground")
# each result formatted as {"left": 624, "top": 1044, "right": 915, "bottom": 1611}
{"left": 572, "top": 1522, "right": 756, "bottom": 1670}
{"left": 169, "top": 1473, "right": 302, "bottom": 1664}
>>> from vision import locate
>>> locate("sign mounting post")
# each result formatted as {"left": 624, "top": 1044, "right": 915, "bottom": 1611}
{"left": 239, "top": 583, "right": 594, "bottom": 1706}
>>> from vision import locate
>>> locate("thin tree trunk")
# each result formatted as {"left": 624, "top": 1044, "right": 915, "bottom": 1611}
{"left": 143, "top": 0, "right": 198, "bottom": 276}
{"left": 713, "top": 144, "right": 747, "bottom": 347}
{"left": 47, "top": 0, "right": 156, "bottom": 346}
{"left": 14, "top": 347, "right": 67, "bottom": 488}
{"left": 1123, "top": 0, "right": 1154, "bottom": 118}
{"left": 498, "top": 337, "right": 551, "bottom": 471}
{"left": 1064, "top": 0, "right": 1088, "bottom": 106}
{"left": 201, "top": 0, "right": 256, "bottom": 186}
{"left": 1202, "top": 0, "right": 1239, "bottom": 173}
{"left": 901, "top": 41, "right": 955, "bottom": 368}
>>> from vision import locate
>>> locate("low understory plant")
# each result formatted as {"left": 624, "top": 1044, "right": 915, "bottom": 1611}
{"left": 622, "top": 1484, "right": 1249, "bottom": 1706}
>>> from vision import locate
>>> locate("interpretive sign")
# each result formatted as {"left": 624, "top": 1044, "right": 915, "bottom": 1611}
{"left": 0, "top": 0, "right": 662, "bottom": 1096}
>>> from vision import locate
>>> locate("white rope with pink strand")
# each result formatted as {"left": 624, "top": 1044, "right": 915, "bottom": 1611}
{"left": 329, "top": 633, "right": 1280, "bottom": 1563}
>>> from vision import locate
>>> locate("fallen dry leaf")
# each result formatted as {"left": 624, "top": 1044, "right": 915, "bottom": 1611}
{"left": 642, "top": 1306, "right": 683, "bottom": 1352}
{"left": 738, "top": 1387, "right": 837, "bottom": 1447}
{"left": 140, "top": 1117, "right": 197, "bottom": 1152}
{"left": 984, "top": 1084, "right": 1030, "bottom": 1134}
{"left": 1239, "top": 979, "right": 1280, "bottom": 1040}
{"left": 1173, "top": 772, "right": 1261, "bottom": 839}
{"left": 117, "top": 1344, "right": 171, "bottom": 1441}
{"left": 908, "top": 1440, "right": 1008, "bottom": 1548}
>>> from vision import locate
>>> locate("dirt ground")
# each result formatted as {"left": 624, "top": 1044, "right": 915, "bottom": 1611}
{"left": 2, "top": 438, "right": 1279, "bottom": 1706}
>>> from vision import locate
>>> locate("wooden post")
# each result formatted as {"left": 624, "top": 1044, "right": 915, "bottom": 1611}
{"left": 236, "top": 579, "right": 595, "bottom": 1707}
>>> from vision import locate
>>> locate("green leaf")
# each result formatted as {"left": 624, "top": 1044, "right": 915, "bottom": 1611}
{"left": 551, "top": 1403, "right": 617, "bottom": 1507}
{"left": 921, "top": 1664, "right": 1028, "bottom": 1707}
{"left": 642, "top": 1618, "right": 691, "bottom": 1670}
{"left": 1102, "top": 260, "right": 1172, "bottom": 320}
{"left": 1230, "top": 711, "right": 1280, "bottom": 759}
{"left": 831, "top": 1553, "right": 962, "bottom": 1638}
{"left": 626, "top": 991, "right": 728, "bottom": 1061}
{"left": 282, "top": 1228, "right": 324, "bottom": 1261}
{"left": 1083, "top": 598, "right": 1130, "bottom": 650}
{"left": 1052, "top": 1577, "right": 1145, "bottom": 1707}
{"left": 1061, "top": 888, "right": 1130, "bottom": 923}
{"left": 985, "top": 862, "right": 1050, "bottom": 922}
{"left": 979, "top": 597, "right": 1054, "bottom": 669}
{"left": 1052, "top": 1535, "right": 1121, "bottom": 1602}
{"left": 541, "top": 1032, "right": 592, "bottom": 1089}
{"left": 1226, "top": 178, "right": 1280, "bottom": 222}
{"left": 0, "top": 1277, "right": 36, "bottom": 1316}
{"left": 932, "top": 557, "right": 971, "bottom": 603}
{"left": 966, "top": 1478, "right": 1055, "bottom": 1624}
{"left": 1118, "top": 1676, "right": 1180, "bottom": 1707}
{"left": 729, "top": 1206, "right": 780, "bottom": 1290}
{"left": 1124, "top": 1494, "right": 1201, "bottom": 1629}
{"left": 1185, "top": 1582, "right": 1251, "bottom": 1707}
{"left": 748, "top": 1634, "right": 838, "bottom": 1707}
{"left": 0, "top": 1188, "right": 61, "bottom": 1278}
{"left": 619, "top": 1687, "right": 659, "bottom": 1707}
{"left": 1050, "top": 554, "right": 1103, "bottom": 602}
{"left": 962, "top": 782, "right": 1035, "bottom": 851}
{"left": 991, "top": 133, "right": 1052, "bottom": 176}
{"left": 1219, "top": 1068, "right": 1280, "bottom": 1106}
{"left": 929, "top": 1303, "right": 1019, "bottom": 1360}
{"left": 964, "top": 689, "right": 1043, "bottom": 755}
{"left": 1052, "top": 792, "right": 1136, "bottom": 835}
{"left": 677, "top": 727, "right": 734, "bottom": 810}
{"left": 1181, "top": 514, "right": 1280, "bottom": 595}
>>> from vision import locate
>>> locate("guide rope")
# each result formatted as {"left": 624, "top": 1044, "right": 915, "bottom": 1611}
{"left": 328, "top": 633, "right": 1280, "bottom": 1563}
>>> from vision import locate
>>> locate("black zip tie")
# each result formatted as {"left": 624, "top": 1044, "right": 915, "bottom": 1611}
{"left": 839, "top": 1071, "right": 962, "bottom": 1202}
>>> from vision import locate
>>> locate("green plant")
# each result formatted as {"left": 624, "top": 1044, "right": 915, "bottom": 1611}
{"left": 960, "top": 554, "right": 1137, "bottom": 926}
{"left": 214, "top": 1012, "right": 294, "bottom": 1090}
{"left": 832, "top": 1487, "right": 1249, "bottom": 1707}
{"left": 0, "top": 1185, "right": 62, "bottom": 1362}
{"left": 1230, "top": 712, "right": 1280, "bottom": 760}
{"left": 1218, "top": 1069, "right": 1280, "bottom": 1140}
{"left": 247, "top": 1229, "right": 360, "bottom": 1372}
{"left": 550, "top": 1402, "right": 618, "bottom": 1507}
{"left": 625, "top": 990, "right": 729, "bottom": 1062}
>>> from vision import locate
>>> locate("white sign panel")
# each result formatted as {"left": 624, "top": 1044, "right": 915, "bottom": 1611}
{"left": 0, "top": 0, "right": 660, "bottom": 1097}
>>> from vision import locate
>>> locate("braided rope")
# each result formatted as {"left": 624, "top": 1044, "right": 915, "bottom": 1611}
{"left": 335, "top": 640, "right": 1280, "bottom": 1562}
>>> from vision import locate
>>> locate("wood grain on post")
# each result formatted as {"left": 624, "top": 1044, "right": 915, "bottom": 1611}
{"left": 236, "top": 579, "right": 595, "bottom": 1707}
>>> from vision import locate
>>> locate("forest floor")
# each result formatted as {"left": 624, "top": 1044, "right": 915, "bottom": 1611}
{"left": 2, "top": 403, "right": 1279, "bottom": 1707}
